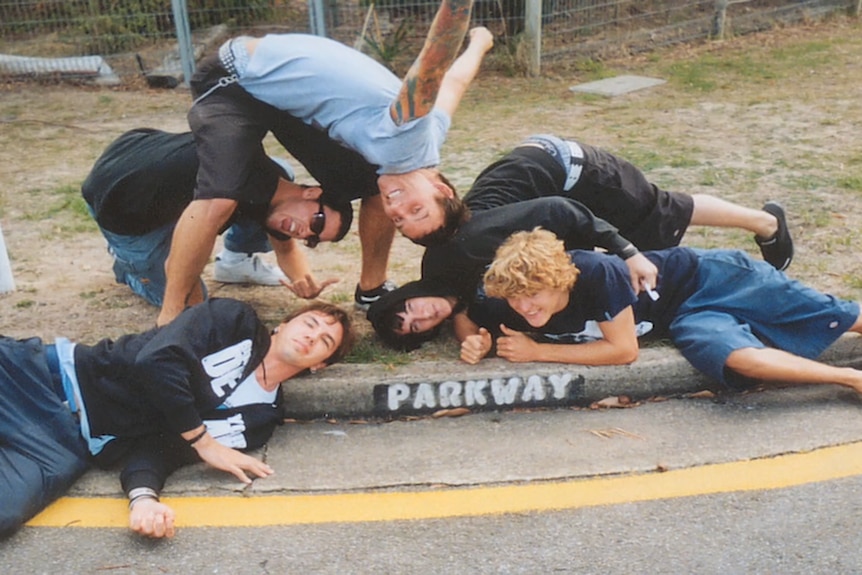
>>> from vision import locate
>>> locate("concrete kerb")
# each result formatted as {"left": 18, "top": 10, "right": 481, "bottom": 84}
{"left": 283, "top": 334, "right": 862, "bottom": 420}
{"left": 63, "top": 335, "right": 862, "bottom": 499}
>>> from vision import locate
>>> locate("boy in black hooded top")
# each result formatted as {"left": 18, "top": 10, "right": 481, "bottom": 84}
{"left": 0, "top": 298, "right": 353, "bottom": 539}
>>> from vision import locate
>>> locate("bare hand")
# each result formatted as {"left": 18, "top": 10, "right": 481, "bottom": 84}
{"left": 468, "top": 27, "right": 494, "bottom": 53}
{"left": 129, "top": 498, "right": 176, "bottom": 539}
{"left": 624, "top": 253, "right": 658, "bottom": 295}
{"left": 496, "top": 325, "right": 540, "bottom": 363}
{"left": 460, "top": 328, "right": 493, "bottom": 364}
{"left": 281, "top": 274, "right": 339, "bottom": 299}
{"left": 192, "top": 434, "right": 275, "bottom": 484}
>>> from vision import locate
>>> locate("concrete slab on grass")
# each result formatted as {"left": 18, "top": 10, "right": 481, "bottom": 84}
{"left": 570, "top": 75, "right": 666, "bottom": 96}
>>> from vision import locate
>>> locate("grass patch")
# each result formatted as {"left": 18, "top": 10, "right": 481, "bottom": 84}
{"left": 21, "top": 183, "right": 97, "bottom": 235}
{"left": 836, "top": 175, "right": 862, "bottom": 192}
{"left": 345, "top": 338, "right": 412, "bottom": 366}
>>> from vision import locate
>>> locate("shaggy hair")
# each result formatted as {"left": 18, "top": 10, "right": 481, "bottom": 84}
{"left": 483, "top": 228, "right": 579, "bottom": 299}
{"left": 279, "top": 301, "right": 355, "bottom": 366}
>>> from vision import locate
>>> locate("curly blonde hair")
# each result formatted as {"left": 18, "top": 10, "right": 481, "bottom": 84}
{"left": 484, "top": 228, "right": 579, "bottom": 299}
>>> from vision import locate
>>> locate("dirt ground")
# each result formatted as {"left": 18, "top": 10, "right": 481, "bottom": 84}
{"left": 1, "top": 16, "right": 860, "bottom": 362}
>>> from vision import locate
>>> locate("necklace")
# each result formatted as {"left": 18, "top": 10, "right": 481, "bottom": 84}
{"left": 256, "top": 362, "right": 273, "bottom": 391}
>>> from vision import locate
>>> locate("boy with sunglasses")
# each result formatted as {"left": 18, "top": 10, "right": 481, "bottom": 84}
{"left": 83, "top": 128, "right": 353, "bottom": 308}
{"left": 164, "top": 0, "right": 494, "bottom": 326}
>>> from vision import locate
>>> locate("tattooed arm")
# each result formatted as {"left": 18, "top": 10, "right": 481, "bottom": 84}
{"left": 389, "top": 0, "right": 475, "bottom": 125}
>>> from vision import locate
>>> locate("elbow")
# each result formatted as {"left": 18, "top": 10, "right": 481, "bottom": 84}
{"left": 618, "top": 346, "right": 639, "bottom": 365}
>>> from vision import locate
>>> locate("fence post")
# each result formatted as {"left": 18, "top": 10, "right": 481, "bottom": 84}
{"left": 524, "top": 0, "right": 542, "bottom": 77}
{"left": 712, "top": 0, "right": 729, "bottom": 39}
{"left": 171, "top": 0, "right": 195, "bottom": 83}
{"left": 308, "top": 0, "right": 328, "bottom": 36}
{"left": 0, "top": 222, "right": 15, "bottom": 294}
{"left": 853, "top": 0, "right": 861, "bottom": 17}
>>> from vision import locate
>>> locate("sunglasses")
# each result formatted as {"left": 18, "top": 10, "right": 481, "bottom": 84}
{"left": 305, "top": 201, "right": 326, "bottom": 248}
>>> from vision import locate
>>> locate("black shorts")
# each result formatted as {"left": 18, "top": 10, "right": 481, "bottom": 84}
{"left": 188, "top": 55, "right": 380, "bottom": 206}
{"left": 571, "top": 142, "right": 694, "bottom": 250}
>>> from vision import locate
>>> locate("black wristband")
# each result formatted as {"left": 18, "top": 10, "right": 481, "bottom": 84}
{"left": 187, "top": 427, "right": 207, "bottom": 446}
{"left": 618, "top": 244, "right": 640, "bottom": 260}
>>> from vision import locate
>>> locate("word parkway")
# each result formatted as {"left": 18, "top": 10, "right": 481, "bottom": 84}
{"left": 373, "top": 372, "right": 587, "bottom": 415}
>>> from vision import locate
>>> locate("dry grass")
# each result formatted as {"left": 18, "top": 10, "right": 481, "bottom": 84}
{"left": 0, "top": 15, "right": 860, "bottom": 364}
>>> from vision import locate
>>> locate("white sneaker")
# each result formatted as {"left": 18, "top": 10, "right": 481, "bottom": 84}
{"left": 214, "top": 254, "right": 287, "bottom": 286}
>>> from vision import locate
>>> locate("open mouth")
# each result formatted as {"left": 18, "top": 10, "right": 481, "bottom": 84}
{"left": 280, "top": 218, "right": 300, "bottom": 236}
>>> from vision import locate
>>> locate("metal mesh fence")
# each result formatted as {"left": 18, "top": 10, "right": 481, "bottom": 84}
{"left": 0, "top": 0, "right": 856, "bottom": 83}
{"left": 539, "top": 0, "right": 854, "bottom": 62}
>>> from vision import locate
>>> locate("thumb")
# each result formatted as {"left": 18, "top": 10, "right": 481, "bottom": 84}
{"left": 499, "top": 324, "right": 517, "bottom": 335}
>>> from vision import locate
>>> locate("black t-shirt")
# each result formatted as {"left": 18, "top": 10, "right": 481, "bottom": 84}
{"left": 468, "top": 247, "right": 700, "bottom": 341}
{"left": 268, "top": 109, "right": 381, "bottom": 206}
{"left": 421, "top": 197, "right": 636, "bottom": 302}
{"left": 82, "top": 129, "right": 282, "bottom": 235}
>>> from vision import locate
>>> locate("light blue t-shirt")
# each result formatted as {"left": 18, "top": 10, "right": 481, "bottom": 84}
{"left": 231, "top": 34, "right": 451, "bottom": 175}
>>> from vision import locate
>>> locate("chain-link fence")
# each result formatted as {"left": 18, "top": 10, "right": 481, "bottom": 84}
{"left": 0, "top": 0, "right": 857, "bottom": 84}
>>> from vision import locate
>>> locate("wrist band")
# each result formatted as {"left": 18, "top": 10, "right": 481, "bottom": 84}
{"left": 128, "top": 487, "right": 159, "bottom": 510}
{"left": 187, "top": 427, "right": 208, "bottom": 446}
{"left": 619, "top": 244, "right": 640, "bottom": 260}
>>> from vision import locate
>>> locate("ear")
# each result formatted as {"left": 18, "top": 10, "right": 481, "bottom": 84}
{"left": 302, "top": 186, "right": 324, "bottom": 201}
{"left": 432, "top": 178, "right": 455, "bottom": 200}
{"left": 308, "top": 361, "right": 327, "bottom": 374}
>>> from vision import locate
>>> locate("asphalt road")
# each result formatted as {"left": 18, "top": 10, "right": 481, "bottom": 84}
{"left": 3, "top": 385, "right": 862, "bottom": 574}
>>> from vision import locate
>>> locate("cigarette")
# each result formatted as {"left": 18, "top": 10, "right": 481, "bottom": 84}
{"left": 642, "top": 281, "right": 660, "bottom": 301}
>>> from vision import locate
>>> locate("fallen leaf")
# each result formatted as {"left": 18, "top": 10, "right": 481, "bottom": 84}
{"left": 592, "top": 395, "right": 634, "bottom": 408}
{"left": 431, "top": 407, "right": 471, "bottom": 418}
{"left": 585, "top": 427, "right": 645, "bottom": 440}
{"left": 688, "top": 390, "right": 716, "bottom": 399}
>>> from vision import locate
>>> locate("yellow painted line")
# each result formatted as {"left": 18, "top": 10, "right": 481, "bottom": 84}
{"left": 28, "top": 441, "right": 862, "bottom": 529}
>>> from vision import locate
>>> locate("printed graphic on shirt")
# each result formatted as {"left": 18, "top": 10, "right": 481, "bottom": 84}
{"left": 204, "top": 414, "right": 248, "bottom": 449}
{"left": 540, "top": 320, "right": 655, "bottom": 343}
{"left": 201, "top": 339, "right": 253, "bottom": 399}
{"left": 221, "top": 371, "right": 277, "bottom": 408}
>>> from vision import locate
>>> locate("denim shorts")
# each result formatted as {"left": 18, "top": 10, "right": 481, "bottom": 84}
{"left": 669, "top": 249, "right": 859, "bottom": 389}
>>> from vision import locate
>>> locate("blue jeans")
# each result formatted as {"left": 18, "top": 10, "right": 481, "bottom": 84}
{"left": 0, "top": 337, "right": 89, "bottom": 536}
{"left": 99, "top": 218, "right": 271, "bottom": 307}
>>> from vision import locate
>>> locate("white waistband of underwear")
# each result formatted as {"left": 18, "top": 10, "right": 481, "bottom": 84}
{"left": 564, "top": 140, "right": 584, "bottom": 192}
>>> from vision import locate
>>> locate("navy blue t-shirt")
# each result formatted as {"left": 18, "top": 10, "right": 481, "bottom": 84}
{"left": 468, "top": 247, "right": 699, "bottom": 342}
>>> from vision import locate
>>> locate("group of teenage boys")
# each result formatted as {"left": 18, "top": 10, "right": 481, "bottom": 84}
{"left": 3, "top": 0, "right": 860, "bottom": 542}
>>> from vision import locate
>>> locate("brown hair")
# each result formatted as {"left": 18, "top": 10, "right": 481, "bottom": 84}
{"left": 280, "top": 301, "right": 355, "bottom": 365}
{"left": 411, "top": 172, "right": 471, "bottom": 247}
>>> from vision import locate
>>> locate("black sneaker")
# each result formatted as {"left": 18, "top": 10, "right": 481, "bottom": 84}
{"left": 755, "top": 201, "right": 793, "bottom": 271}
{"left": 354, "top": 280, "right": 397, "bottom": 311}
